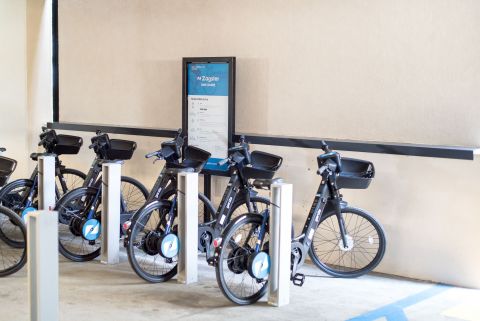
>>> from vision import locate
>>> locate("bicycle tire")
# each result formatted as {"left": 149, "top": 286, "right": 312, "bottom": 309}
{"left": 0, "top": 205, "right": 27, "bottom": 277}
{"left": 308, "top": 207, "right": 386, "bottom": 278}
{"left": 56, "top": 176, "right": 148, "bottom": 262}
{"left": 215, "top": 213, "right": 269, "bottom": 305}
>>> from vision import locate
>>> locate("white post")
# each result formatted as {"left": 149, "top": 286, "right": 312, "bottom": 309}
{"left": 37, "top": 155, "right": 56, "bottom": 211}
{"left": 100, "top": 162, "right": 121, "bottom": 264}
{"left": 268, "top": 183, "right": 293, "bottom": 307}
{"left": 28, "top": 211, "right": 59, "bottom": 321}
{"left": 177, "top": 172, "right": 198, "bottom": 284}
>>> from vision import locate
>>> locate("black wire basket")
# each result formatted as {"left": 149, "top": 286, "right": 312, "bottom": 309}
{"left": 166, "top": 146, "right": 211, "bottom": 172}
{"left": 0, "top": 156, "right": 17, "bottom": 186}
{"left": 242, "top": 151, "right": 283, "bottom": 180}
{"left": 336, "top": 158, "right": 375, "bottom": 189}
{"left": 105, "top": 139, "right": 137, "bottom": 160}
{"left": 52, "top": 134, "right": 83, "bottom": 155}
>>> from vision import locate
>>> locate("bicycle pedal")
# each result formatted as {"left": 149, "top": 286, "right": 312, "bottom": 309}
{"left": 291, "top": 273, "right": 305, "bottom": 287}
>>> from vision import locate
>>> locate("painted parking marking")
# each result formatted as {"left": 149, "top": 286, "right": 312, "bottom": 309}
{"left": 442, "top": 302, "right": 480, "bottom": 321}
{"left": 347, "top": 283, "right": 451, "bottom": 321}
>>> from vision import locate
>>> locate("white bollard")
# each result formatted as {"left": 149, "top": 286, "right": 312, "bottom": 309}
{"left": 177, "top": 171, "right": 198, "bottom": 284}
{"left": 37, "top": 155, "right": 56, "bottom": 211}
{"left": 28, "top": 211, "right": 59, "bottom": 321}
{"left": 100, "top": 162, "right": 121, "bottom": 264}
{"left": 268, "top": 182, "right": 293, "bottom": 307}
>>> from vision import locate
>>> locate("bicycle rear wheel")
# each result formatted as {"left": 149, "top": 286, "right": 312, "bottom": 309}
{"left": 127, "top": 201, "right": 177, "bottom": 283}
{"left": 215, "top": 214, "right": 269, "bottom": 305}
{"left": 0, "top": 205, "right": 26, "bottom": 277}
{"left": 56, "top": 168, "right": 86, "bottom": 197}
{"left": 127, "top": 193, "right": 216, "bottom": 283}
{"left": 309, "top": 207, "right": 386, "bottom": 278}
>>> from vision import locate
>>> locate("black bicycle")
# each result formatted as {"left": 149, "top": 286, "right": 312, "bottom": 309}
{"left": 0, "top": 129, "right": 86, "bottom": 215}
{"left": 0, "top": 129, "right": 86, "bottom": 246}
{"left": 215, "top": 141, "right": 386, "bottom": 305}
{"left": 126, "top": 135, "right": 283, "bottom": 283}
{"left": 54, "top": 131, "right": 148, "bottom": 262}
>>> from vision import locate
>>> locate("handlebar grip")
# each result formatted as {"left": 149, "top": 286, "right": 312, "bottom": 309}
{"left": 228, "top": 145, "right": 244, "bottom": 153}
{"left": 145, "top": 151, "right": 158, "bottom": 159}
{"left": 88, "top": 144, "right": 95, "bottom": 149}
{"left": 0, "top": 147, "right": 5, "bottom": 152}
{"left": 320, "top": 140, "right": 330, "bottom": 153}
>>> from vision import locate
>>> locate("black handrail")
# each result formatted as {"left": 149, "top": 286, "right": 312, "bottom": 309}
{"left": 47, "top": 122, "right": 476, "bottom": 160}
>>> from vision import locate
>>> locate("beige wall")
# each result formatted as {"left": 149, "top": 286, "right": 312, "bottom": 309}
{"left": 0, "top": 0, "right": 52, "bottom": 179}
{"left": 55, "top": 0, "right": 480, "bottom": 287}
{"left": 27, "top": 0, "right": 52, "bottom": 152}
{"left": 0, "top": 0, "right": 29, "bottom": 178}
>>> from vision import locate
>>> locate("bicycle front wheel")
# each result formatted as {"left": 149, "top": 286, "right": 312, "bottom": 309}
{"left": 127, "top": 201, "right": 178, "bottom": 283}
{"left": 309, "top": 207, "right": 386, "bottom": 278}
{"left": 0, "top": 205, "right": 26, "bottom": 277}
{"left": 215, "top": 214, "right": 269, "bottom": 305}
{"left": 55, "top": 187, "right": 101, "bottom": 262}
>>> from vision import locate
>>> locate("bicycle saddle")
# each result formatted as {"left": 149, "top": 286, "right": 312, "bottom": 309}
{"left": 252, "top": 177, "right": 284, "bottom": 190}
{"left": 30, "top": 153, "right": 40, "bottom": 161}
{"left": 30, "top": 153, "right": 52, "bottom": 161}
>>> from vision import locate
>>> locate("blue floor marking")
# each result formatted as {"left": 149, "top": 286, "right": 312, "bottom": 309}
{"left": 346, "top": 283, "right": 451, "bottom": 321}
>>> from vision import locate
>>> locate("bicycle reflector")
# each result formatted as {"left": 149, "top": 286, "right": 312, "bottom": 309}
{"left": 213, "top": 237, "right": 222, "bottom": 248}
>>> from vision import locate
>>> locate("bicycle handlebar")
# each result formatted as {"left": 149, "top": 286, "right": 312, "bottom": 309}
{"left": 320, "top": 140, "right": 330, "bottom": 153}
{"left": 318, "top": 151, "right": 342, "bottom": 173}
{"left": 145, "top": 150, "right": 162, "bottom": 159}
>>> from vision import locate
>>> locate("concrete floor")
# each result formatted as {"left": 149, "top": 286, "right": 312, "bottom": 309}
{"left": 0, "top": 254, "right": 479, "bottom": 321}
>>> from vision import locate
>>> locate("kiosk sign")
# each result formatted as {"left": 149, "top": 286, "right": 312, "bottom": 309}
{"left": 186, "top": 60, "right": 233, "bottom": 171}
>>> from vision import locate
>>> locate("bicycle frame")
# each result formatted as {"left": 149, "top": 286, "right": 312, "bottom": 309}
{"left": 20, "top": 156, "right": 73, "bottom": 208}
{"left": 79, "top": 158, "right": 129, "bottom": 216}
{"left": 251, "top": 168, "right": 348, "bottom": 272}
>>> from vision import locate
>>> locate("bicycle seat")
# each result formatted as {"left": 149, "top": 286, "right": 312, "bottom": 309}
{"left": 252, "top": 178, "right": 284, "bottom": 190}
{"left": 30, "top": 153, "right": 53, "bottom": 161}
{"left": 30, "top": 153, "right": 41, "bottom": 161}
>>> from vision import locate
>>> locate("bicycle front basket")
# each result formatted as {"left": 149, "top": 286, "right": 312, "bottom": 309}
{"left": 336, "top": 158, "right": 375, "bottom": 189}
{"left": 105, "top": 139, "right": 137, "bottom": 160}
{"left": 53, "top": 134, "right": 83, "bottom": 155}
{"left": 242, "top": 151, "right": 283, "bottom": 180}
{"left": 0, "top": 156, "right": 17, "bottom": 186}
{"left": 181, "top": 146, "right": 211, "bottom": 172}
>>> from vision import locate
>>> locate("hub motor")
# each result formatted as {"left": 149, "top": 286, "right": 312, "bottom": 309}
{"left": 69, "top": 216, "right": 84, "bottom": 237}
{"left": 142, "top": 231, "right": 161, "bottom": 256}
{"left": 227, "top": 247, "right": 250, "bottom": 274}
